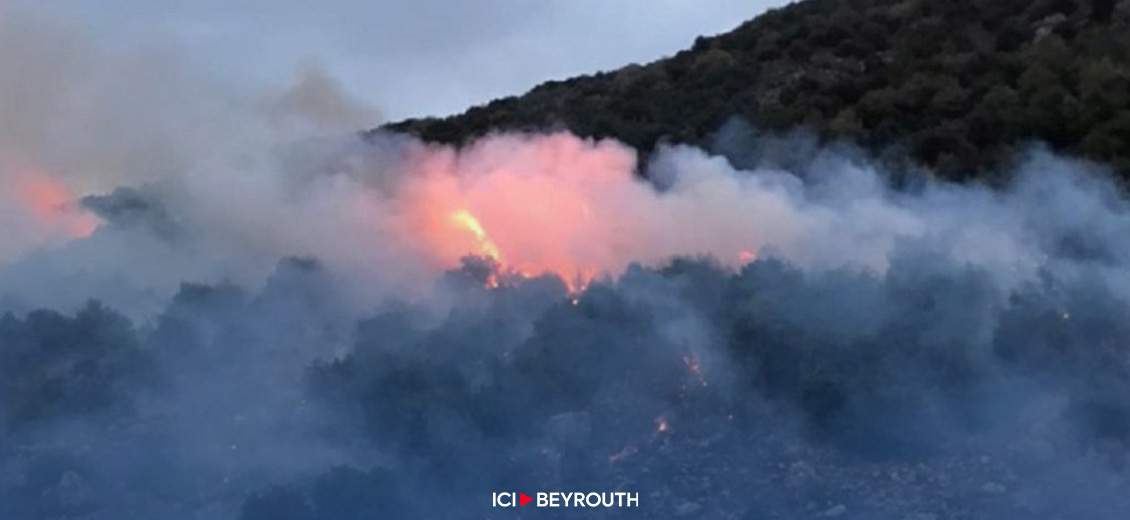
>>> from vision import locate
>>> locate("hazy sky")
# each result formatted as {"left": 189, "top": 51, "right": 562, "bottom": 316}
{"left": 21, "top": 0, "right": 788, "bottom": 122}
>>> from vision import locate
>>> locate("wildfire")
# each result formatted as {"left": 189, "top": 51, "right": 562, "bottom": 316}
{"left": 444, "top": 207, "right": 596, "bottom": 293}
{"left": 450, "top": 210, "right": 502, "bottom": 261}
{"left": 439, "top": 205, "right": 754, "bottom": 295}
{"left": 403, "top": 133, "right": 767, "bottom": 296}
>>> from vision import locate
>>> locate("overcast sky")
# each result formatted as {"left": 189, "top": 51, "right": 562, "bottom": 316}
{"left": 22, "top": 0, "right": 788, "bottom": 122}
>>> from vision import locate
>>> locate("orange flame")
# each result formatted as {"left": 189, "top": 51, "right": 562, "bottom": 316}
{"left": 450, "top": 209, "right": 502, "bottom": 261}
{"left": 439, "top": 204, "right": 594, "bottom": 292}
{"left": 402, "top": 133, "right": 762, "bottom": 294}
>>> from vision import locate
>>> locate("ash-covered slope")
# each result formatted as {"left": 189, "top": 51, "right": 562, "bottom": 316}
{"left": 386, "top": 0, "right": 1130, "bottom": 181}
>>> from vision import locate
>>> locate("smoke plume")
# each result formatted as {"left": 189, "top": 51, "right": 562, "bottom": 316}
{"left": 5, "top": 3, "right": 1130, "bottom": 520}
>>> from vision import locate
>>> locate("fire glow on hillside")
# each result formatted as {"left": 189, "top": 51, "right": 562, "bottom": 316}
{"left": 402, "top": 134, "right": 765, "bottom": 293}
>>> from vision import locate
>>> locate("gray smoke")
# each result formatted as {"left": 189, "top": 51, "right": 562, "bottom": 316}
{"left": 5, "top": 128, "right": 1130, "bottom": 519}
{"left": 5, "top": 3, "right": 1130, "bottom": 520}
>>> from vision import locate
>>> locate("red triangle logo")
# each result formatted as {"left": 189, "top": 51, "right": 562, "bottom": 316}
{"left": 519, "top": 493, "right": 533, "bottom": 506}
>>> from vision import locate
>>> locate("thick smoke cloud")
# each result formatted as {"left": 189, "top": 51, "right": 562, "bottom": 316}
{"left": 0, "top": 4, "right": 385, "bottom": 313}
{"left": 6, "top": 3, "right": 1130, "bottom": 520}
{"left": 6, "top": 124, "right": 1130, "bottom": 519}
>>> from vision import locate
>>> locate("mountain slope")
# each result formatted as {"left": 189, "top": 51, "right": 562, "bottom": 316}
{"left": 384, "top": 0, "right": 1130, "bottom": 181}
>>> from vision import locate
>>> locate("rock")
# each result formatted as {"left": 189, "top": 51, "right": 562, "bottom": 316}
{"left": 982, "top": 482, "right": 1007, "bottom": 495}
{"left": 822, "top": 504, "right": 847, "bottom": 517}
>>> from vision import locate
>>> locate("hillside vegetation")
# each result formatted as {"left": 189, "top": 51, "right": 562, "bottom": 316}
{"left": 386, "top": 0, "right": 1130, "bottom": 181}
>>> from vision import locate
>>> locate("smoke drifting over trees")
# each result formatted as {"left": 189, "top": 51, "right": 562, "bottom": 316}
{"left": 6, "top": 2, "right": 1130, "bottom": 520}
{"left": 6, "top": 124, "right": 1130, "bottom": 518}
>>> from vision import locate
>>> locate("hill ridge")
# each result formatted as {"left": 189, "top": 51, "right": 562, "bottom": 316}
{"left": 383, "top": 0, "right": 1130, "bottom": 181}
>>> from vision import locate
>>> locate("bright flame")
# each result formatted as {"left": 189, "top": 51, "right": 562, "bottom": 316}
{"left": 402, "top": 133, "right": 764, "bottom": 293}
{"left": 450, "top": 210, "right": 502, "bottom": 261}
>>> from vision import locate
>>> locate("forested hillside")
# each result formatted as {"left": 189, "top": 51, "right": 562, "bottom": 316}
{"left": 386, "top": 0, "right": 1130, "bottom": 181}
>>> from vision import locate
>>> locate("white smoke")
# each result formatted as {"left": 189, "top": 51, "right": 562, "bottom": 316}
{"left": 7, "top": 1, "right": 1128, "bottom": 322}
{"left": 6, "top": 3, "right": 1130, "bottom": 520}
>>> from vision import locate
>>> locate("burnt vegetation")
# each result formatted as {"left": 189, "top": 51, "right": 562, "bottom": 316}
{"left": 387, "top": 0, "right": 1130, "bottom": 182}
